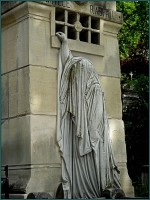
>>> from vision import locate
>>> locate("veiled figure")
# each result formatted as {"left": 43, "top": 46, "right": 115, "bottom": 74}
{"left": 56, "top": 32, "right": 121, "bottom": 199}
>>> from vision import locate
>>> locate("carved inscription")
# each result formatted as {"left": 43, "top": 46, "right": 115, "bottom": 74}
{"left": 90, "top": 5, "right": 111, "bottom": 19}
{"left": 45, "top": 1, "right": 70, "bottom": 8}
{"left": 43, "top": 1, "right": 122, "bottom": 23}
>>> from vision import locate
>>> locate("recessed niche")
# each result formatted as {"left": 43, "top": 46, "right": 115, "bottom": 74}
{"left": 91, "top": 32, "right": 99, "bottom": 44}
{"left": 80, "top": 14, "right": 89, "bottom": 27}
{"left": 91, "top": 17, "right": 100, "bottom": 30}
{"left": 68, "top": 11, "right": 77, "bottom": 24}
{"left": 55, "top": 8, "right": 65, "bottom": 21}
{"left": 80, "top": 29, "right": 88, "bottom": 42}
{"left": 55, "top": 8, "right": 101, "bottom": 45}
{"left": 68, "top": 27, "right": 76, "bottom": 40}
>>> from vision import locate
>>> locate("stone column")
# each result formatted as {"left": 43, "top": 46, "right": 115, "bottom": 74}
{"left": 2, "top": 2, "right": 61, "bottom": 197}
{"left": 100, "top": 20, "right": 134, "bottom": 197}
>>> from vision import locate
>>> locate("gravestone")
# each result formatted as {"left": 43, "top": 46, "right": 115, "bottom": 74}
{"left": 1, "top": 1, "right": 134, "bottom": 198}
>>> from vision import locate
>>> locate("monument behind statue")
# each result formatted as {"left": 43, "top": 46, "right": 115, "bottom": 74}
{"left": 1, "top": 2, "right": 134, "bottom": 197}
{"left": 56, "top": 32, "right": 123, "bottom": 198}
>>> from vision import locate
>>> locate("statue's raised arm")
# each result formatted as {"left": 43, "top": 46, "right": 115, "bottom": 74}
{"left": 56, "top": 32, "right": 72, "bottom": 68}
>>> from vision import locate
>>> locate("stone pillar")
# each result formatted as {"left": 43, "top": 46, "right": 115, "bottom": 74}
{"left": 1, "top": 1, "right": 134, "bottom": 197}
{"left": 2, "top": 2, "right": 61, "bottom": 197}
{"left": 101, "top": 20, "right": 134, "bottom": 197}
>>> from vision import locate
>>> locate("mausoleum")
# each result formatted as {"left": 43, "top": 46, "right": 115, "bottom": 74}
{"left": 1, "top": 1, "right": 134, "bottom": 198}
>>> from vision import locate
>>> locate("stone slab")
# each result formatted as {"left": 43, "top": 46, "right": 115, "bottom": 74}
{"left": 2, "top": 116, "right": 31, "bottom": 166}
{"left": 29, "top": 18, "right": 48, "bottom": 67}
{"left": 8, "top": 68, "right": 30, "bottom": 118}
{"left": 26, "top": 167, "right": 61, "bottom": 196}
{"left": 18, "top": 68, "right": 30, "bottom": 115}
{"left": 1, "top": 29, "right": 7, "bottom": 74}
{"left": 2, "top": 19, "right": 29, "bottom": 74}
{"left": 29, "top": 66, "right": 57, "bottom": 115}
{"left": 118, "top": 163, "right": 135, "bottom": 197}
{"left": 1, "top": 120, "right": 9, "bottom": 164}
{"left": 100, "top": 76, "right": 122, "bottom": 119}
{"left": 103, "top": 34, "right": 121, "bottom": 78}
{"left": 2, "top": 75, "right": 9, "bottom": 119}
{"left": 30, "top": 115, "right": 60, "bottom": 164}
{"left": 108, "top": 119, "right": 127, "bottom": 163}
{"left": 9, "top": 71, "right": 18, "bottom": 118}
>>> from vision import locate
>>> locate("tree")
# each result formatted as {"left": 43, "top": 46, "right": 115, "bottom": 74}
{"left": 117, "top": 1, "right": 149, "bottom": 197}
{"left": 117, "top": 1, "right": 149, "bottom": 60}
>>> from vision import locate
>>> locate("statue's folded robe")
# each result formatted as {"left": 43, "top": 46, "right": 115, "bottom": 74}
{"left": 57, "top": 49, "right": 121, "bottom": 198}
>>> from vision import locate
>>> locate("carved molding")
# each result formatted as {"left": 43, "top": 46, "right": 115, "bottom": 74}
{"left": 51, "top": 36, "right": 104, "bottom": 56}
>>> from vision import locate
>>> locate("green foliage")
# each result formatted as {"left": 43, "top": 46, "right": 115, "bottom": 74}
{"left": 118, "top": 1, "right": 149, "bottom": 196}
{"left": 117, "top": 1, "right": 149, "bottom": 59}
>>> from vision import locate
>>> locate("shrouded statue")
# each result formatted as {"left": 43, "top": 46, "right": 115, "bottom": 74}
{"left": 56, "top": 32, "right": 122, "bottom": 198}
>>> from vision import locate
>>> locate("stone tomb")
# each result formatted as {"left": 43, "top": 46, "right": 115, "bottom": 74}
{"left": 1, "top": 1, "right": 134, "bottom": 198}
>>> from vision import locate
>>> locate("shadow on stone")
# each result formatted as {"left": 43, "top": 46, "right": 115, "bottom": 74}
{"left": 27, "top": 192, "right": 53, "bottom": 199}
{"left": 102, "top": 188, "right": 125, "bottom": 199}
{"left": 55, "top": 183, "right": 64, "bottom": 199}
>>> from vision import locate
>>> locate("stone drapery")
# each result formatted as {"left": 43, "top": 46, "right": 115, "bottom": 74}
{"left": 56, "top": 32, "right": 121, "bottom": 198}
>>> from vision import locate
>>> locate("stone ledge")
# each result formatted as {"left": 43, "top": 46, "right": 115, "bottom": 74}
{"left": 51, "top": 35, "right": 104, "bottom": 56}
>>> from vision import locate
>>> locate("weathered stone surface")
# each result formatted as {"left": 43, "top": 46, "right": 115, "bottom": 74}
{"left": 26, "top": 167, "right": 61, "bottom": 196}
{"left": 2, "top": 75, "right": 9, "bottom": 119}
{"left": 29, "top": 18, "right": 49, "bottom": 67}
{"left": 2, "top": 116, "right": 31, "bottom": 165}
{"left": 2, "top": 20, "right": 29, "bottom": 74}
{"left": 1, "top": 120, "right": 9, "bottom": 164}
{"left": 118, "top": 163, "right": 135, "bottom": 197}
{"left": 30, "top": 67, "right": 57, "bottom": 115}
{"left": 2, "top": 115, "right": 61, "bottom": 195}
{"left": 100, "top": 76, "right": 122, "bottom": 119}
{"left": 99, "top": 78, "right": 134, "bottom": 195}
{"left": 1, "top": 29, "right": 7, "bottom": 74}
{"left": 9, "top": 71, "right": 18, "bottom": 118}
{"left": 108, "top": 119, "right": 134, "bottom": 196}
{"left": 18, "top": 68, "right": 30, "bottom": 115}
{"left": 103, "top": 34, "right": 121, "bottom": 78}
{"left": 30, "top": 115, "right": 60, "bottom": 164}
{"left": 8, "top": 68, "right": 30, "bottom": 118}
{"left": 108, "top": 119, "right": 127, "bottom": 163}
{"left": 105, "top": 1, "right": 116, "bottom": 11}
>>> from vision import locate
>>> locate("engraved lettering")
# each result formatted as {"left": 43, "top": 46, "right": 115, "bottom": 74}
{"left": 90, "top": 5, "right": 111, "bottom": 20}
{"left": 90, "top": 5, "right": 94, "bottom": 15}
{"left": 45, "top": 1, "right": 70, "bottom": 8}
